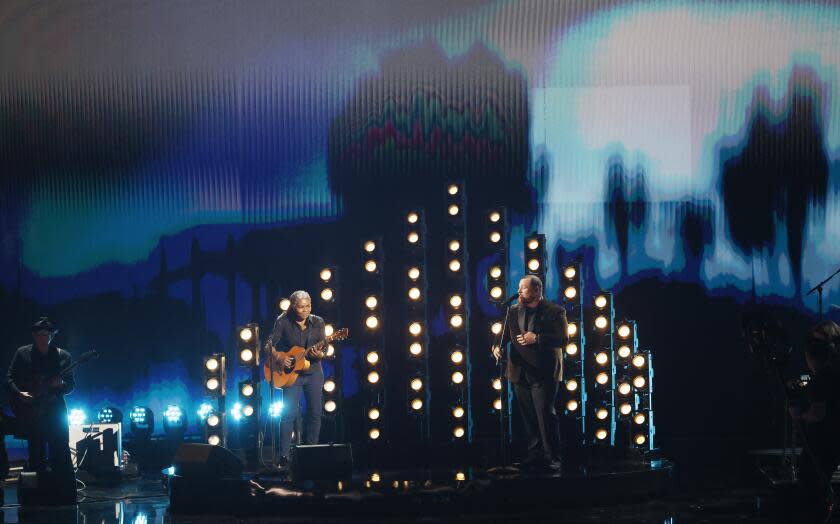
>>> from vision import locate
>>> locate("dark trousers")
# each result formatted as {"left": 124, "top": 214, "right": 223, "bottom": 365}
{"left": 279, "top": 367, "right": 324, "bottom": 459}
{"left": 26, "top": 406, "right": 75, "bottom": 498}
{"left": 513, "top": 374, "right": 561, "bottom": 462}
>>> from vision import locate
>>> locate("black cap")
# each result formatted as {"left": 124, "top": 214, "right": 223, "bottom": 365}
{"left": 31, "top": 317, "right": 58, "bottom": 333}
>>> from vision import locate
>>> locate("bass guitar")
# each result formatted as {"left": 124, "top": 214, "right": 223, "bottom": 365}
{"left": 263, "top": 328, "right": 348, "bottom": 389}
{"left": 10, "top": 350, "right": 99, "bottom": 430}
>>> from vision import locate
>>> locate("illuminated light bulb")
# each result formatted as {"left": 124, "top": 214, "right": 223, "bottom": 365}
{"left": 325, "top": 324, "right": 334, "bottom": 337}
{"left": 207, "top": 414, "right": 220, "bottom": 427}
{"left": 453, "top": 426, "right": 465, "bottom": 438}
{"left": 408, "top": 287, "right": 421, "bottom": 300}
{"left": 367, "top": 371, "right": 380, "bottom": 384}
{"left": 489, "top": 231, "right": 501, "bottom": 243}
{"left": 563, "top": 266, "right": 576, "bottom": 279}
{"left": 366, "top": 316, "right": 379, "bottom": 329}
{"left": 490, "top": 286, "right": 503, "bottom": 299}
{"left": 635, "top": 434, "right": 647, "bottom": 445}
{"left": 366, "top": 351, "right": 379, "bottom": 364}
{"left": 450, "top": 351, "right": 464, "bottom": 364}
{"left": 369, "top": 428, "right": 380, "bottom": 440}
{"left": 279, "top": 298, "right": 290, "bottom": 311}
{"left": 326, "top": 344, "right": 335, "bottom": 357}
{"left": 492, "top": 378, "right": 502, "bottom": 391}
{"left": 618, "top": 345, "right": 632, "bottom": 359}
{"left": 620, "top": 403, "right": 632, "bottom": 415}
{"left": 205, "top": 358, "right": 219, "bottom": 372}
{"left": 320, "top": 268, "right": 332, "bottom": 281}
{"left": 364, "top": 260, "right": 377, "bottom": 272}
{"left": 564, "top": 286, "right": 577, "bottom": 299}
{"left": 447, "top": 184, "right": 459, "bottom": 195}
{"left": 241, "top": 384, "right": 254, "bottom": 397}
{"left": 243, "top": 405, "right": 255, "bottom": 417}
{"left": 455, "top": 471, "right": 466, "bottom": 481}
{"left": 634, "top": 413, "right": 646, "bottom": 425}
{"left": 489, "top": 211, "right": 501, "bottom": 223}
{"left": 596, "top": 408, "right": 608, "bottom": 420}
{"left": 449, "top": 259, "right": 461, "bottom": 272}
{"left": 566, "top": 400, "right": 579, "bottom": 411}
{"left": 448, "top": 204, "right": 459, "bottom": 216}
{"left": 595, "top": 316, "right": 608, "bottom": 329}
{"left": 410, "top": 378, "right": 423, "bottom": 391}
{"left": 489, "top": 266, "right": 502, "bottom": 279}
{"left": 491, "top": 322, "right": 503, "bottom": 335}
{"left": 567, "top": 323, "right": 578, "bottom": 336}
{"left": 206, "top": 378, "right": 219, "bottom": 391}
{"left": 594, "top": 295, "right": 607, "bottom": 309}
{"left": 449, "top": 295, "right": 463, "bottom": 308}
{"left": 409, "top": 322, "right": 422, "bottom": 336}
{"left": 408, "top": 267, "right": 420, "bottom": 280}
{"left": 595, "top": 352, "right": 609, "bottom": 365}
{"left": 239, "top": 328, "right": 253, "bottom": 342}
{"left": 407, "top": 212, "right": 419, "bottom": 224}
{"left": 411, "top": 398, "right": 423, "bottom": 411}
{"left": 633, "top": 376, "right": 647, "bottom": 388}
{"left": 527, "top": 259, "right": 541, "bottom": 271}
{"left": 493, "top": 398, "right": 502, "bottom": 410}
{"left": 323, "top": 380, "right": 336, "bottom": 393}
{"left": 365, "top": 296, "right": 378, "bottom": 309}
{"left": 324, "top": 400, "right": 337, "bottom": 412}
{"left": 208, "top": 435, "right": 221, "bottom": 446}
{"left": 407, "top": 231, "right": 420, "bottom": 244}
{"left": 364, "top": 241, "right": 376, "bottom": 253}
{"left": 448, "top": 240, "right": 460, "bottom": 252}
{"left": 409, "top": 342, "right": 422, "bottom": 355}
{"left": 451, "top": 371, "right": 464, "bottom": 384}
{"left": 367, "top": 408, "right": 380, "bottom": 420}
{"left": 632, "top": 355, "right": 646, "bottom": 368}
{"left": 618, "top": 383, "right": 631, "bottom": 395}
{"left": 449, "top": 315, "right": 464, "bottom": 328}
{"left": 527, "top": 239, "right": 539, "bottom": 250}
{"left": 566, "top": 379, "right": 578, "bottom": 392}
{"left": 596, "top": 429, "right": 608, "bottom": 440}
{"left": 320, "top": 288, "right": 334, "bottom": 301}
{"left": 617, "top": 324, "right": 631, "bottom": 338}
{"left": 565, "top": 343, "right": 578, "bottom": 356}
{"left": 596, "top": 372, "right": 609, "bottom": 385}
{"left": 240, "top": 348, "right": 253, "bottom": 362}
{"left": 452, "top": 406, "right": 465, "bottom": 418}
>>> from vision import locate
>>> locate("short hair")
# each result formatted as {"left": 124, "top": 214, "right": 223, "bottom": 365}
{"left": 521, "top": 274, "right": 543, "bottom": 291}
{"left": 289, "top": 290, "right": 311, "bottom": 308}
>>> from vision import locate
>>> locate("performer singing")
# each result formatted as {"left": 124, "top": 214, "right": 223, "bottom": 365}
{"left": 270, "top": 291, "right": 327, "bottom": 465}
{"left": 6, "top": 317, "right": 76, "bottom": 501}
{"left": 492, "top": 275, "right": 568, "bottom": 469}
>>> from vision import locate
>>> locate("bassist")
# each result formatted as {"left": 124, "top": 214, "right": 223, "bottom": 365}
{"left": 6, "top": 317, "right": 76, "bottom": 500}
{"left": 270, "top": 291, "right": 326, "bottom": 466}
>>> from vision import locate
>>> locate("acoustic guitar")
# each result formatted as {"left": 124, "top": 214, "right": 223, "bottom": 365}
{"left": 263, "top": 328, "right": 348, "bottom": 389}
{"left": 10, "top": 350, "right": 99, "bottom": 431}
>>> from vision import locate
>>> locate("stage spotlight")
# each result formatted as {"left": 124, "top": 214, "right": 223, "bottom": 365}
{"left": 364, "top": 240, "right": 376, "bottom": 253}
{"left": 618, "top": 345, "right": 632, "bottom": 358}
{"left": 367, "top": 408, "right": 380, "bottom": 420}
{"left": 408, "top": 267, "right": 420, "bottom": 280}
{"left": 409, "top": 342, "right": 423, "bottom": 356}
{"left": 492, "top": 378, "right": 502, "bottom": 391}
{"left": 451, "top": 371, "right": 464, "bottom": 384}
{"left": 453, "top": 426, "right": 465, "bottom": 438}
{"left": 489, "top": 210, "right": 501, "bottom": 223}
{"left": 493, "top": 398, "right": 502, "bottom": 410}
{"left": 448, "top": 204, "right": 460, "bottom": 216}
{"left": 449, "top": 294, "right": 463, "bottom": 308}
{"left": 563, "top": 266, "right": 576, "bottom": 279}
{"left": 163, "top": 405, "right": 187, "bottom": 437}
{"left": 490, "top": 321, "right": 503, "bottom": 335}
{"left": 595, "top": 352, "right": 609, "bottom": 365}
{"left": 320, "top": 288, "right": 334, "bottom": 301}
{"left": 619, "top": 403, "right": 632, "bottom": 415}
{"left": 410, "top": 378, "right": 423, "bottom": 391}
{"left": 566, "top": 400, "right": 579, "bottom": 412}
{"left": 452, "top": 406, "right": 465, "bottom": 418}
{"left": 365, "top": 296, "right": 378, "bottom": 309}
{"left": 565, "top": 379, "right": 579, "bottom": 392}
{"left": 366, "top": 315, "right": 380, "bottom": 329}
{"left": 325, "top": 324, "right": 335, "bottom": 337}
{"left": 326, "top": 344, "right": 336, "bottom": 357}
{"left": 489, "top": 286, "right": 504, "bottom": 299}
{"left": 527, "top": 239, "right": 539, "bottom": 250}
{"left": 489, "top": 266, "right": 502, "bottom": 279}
{"left": 407, "top": 211, "right": 419, "bottom": 224}
{"left": 364, "top": 260, "right": 378, "bottom": 272}
{"left": 618, "top": 382, "right": 632, "bottom": 395}
{"left": 632, "top": 354, "right": 646, "bottom": 368}
{"left": 594, "top": 315, "right": 608, "bottom": 329}
{"left": 634, "top": 413, "right": 646, "bottom": 425}
{"left": 197, "top": 403, "right": 213, "bottom": 421}
{"left": 527, "top": 259, "right": 540, "bottom": 271}
{"left": 409, "top": 322, "right": 423, "bottom": 336}
{"left": 130, "top": 406, "right": 155, "bottom": 438}
{"left": 368, "top": 428, "right": 381, "bottom": 440}
{"left": 567, "top": 323, "right": 578, "bottom": 336}
{"left": 564, "top": 286, "right": 577, "bottom": 299}
{"left": 367, "top": 371, "right": 380, "bottom": 384}
{"left": 595, "top": 429, "right": 608, "bottom": 440}
{"left": 239, "top": 327, "right": 253, "bottom": 343}
{"left": 489, "top": 231, "right": 501, "bottom": 244}
{"left": 366, "top": 351, "right": 379, "bottom": 364}
{"left": 278, "top": 298, "right": 290, "bottom": 312}
{"left": 205, "top": 356, "right": 220, "bottom": 372}
{"left": 408, "top": 287, "right": 421, "bottom": 300}
{"left": 596, "top": 408, "right": 609, "bottom": 420}
{"left": 596, "top": 372, "right": 609, "bottom": 385}
{"left": 320, "top": 268, "right": 332, "bottom": 281}
{"left": 448, "top": 240, "right": 461, "bottom": 252}
{"left": 450, "top": 350, "right": 464, "bottom": 364}
{"left": 449, "top": 314, "right": 464, "bottom": 328}
{"left": 633, "top": 375, "right": 647, "bottom": 388}
{"left": 407, "top": 231, "right": 420, "bottom": 244}
{"left": 448, "top": 259, "right": 461, "bottom": 272}
{"left": 68, "top": 408, "right": 87, "bottom": 426}
{"left": 323, "top": 380, "right": 337, "bottom": 393}
{"left": 208, "top": 434, "right": 221, "bottom": 446}
{"left": 324, "top": 400, "right": 337, "bottom": 413}
{"left": 447, "top": 183, "right": 459, "bottom": 195}
{"left": 97, "top": 406, "right": 123, "bottom": 424}
{"left": 242, "top": 404, "right": 255, "bottom": 418}
{"left": 594, "top": 295, "right": 607, "bottom": 309}
{"left": 617, "top": 324, "right": 631, "bottom": 338}
{"left": 411, "top": 398, "right": 423, "bottom": 411}
{"left": 203, "top": 354, "right": 225, "bottom": 397}
{"left": 565, "top": 343, "right": 578, "bottom": 356}
{"left": 634, "top": 434, "right": 647, "bottom": 446}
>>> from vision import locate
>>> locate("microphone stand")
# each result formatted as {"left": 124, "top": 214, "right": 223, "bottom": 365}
{"left": 806, "top": 266, "right": 840, "bottom": 319}
{"left": 488, "top": 299, "right": 517, "bottom": 475}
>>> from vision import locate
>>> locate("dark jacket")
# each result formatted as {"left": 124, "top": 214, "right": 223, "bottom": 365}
{"left": 501, "top": 299, "right": 568, "bottom": 384}
{"left": 6, "top": 344, "right": 75, "bottom": 404}
{"left": 270, "top": 313, "right": 326, "bottom": 375}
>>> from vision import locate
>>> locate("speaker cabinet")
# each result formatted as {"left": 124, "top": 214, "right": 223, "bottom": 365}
{"left": 173, "top": 443, "right": 244, "bottom": 479}
{"left": 291, "top": 443, "right": 353, "bottom": 480}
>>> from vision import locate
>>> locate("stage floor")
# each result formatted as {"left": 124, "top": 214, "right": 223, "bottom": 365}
{"left": 0, "top": 460, "right": 807, "bottom": 523}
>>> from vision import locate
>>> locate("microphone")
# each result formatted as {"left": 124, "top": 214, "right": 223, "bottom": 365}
{"left": 501, "top": 293, "right": 520, "bottom": 305}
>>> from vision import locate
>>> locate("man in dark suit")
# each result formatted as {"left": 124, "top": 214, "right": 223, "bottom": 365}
{"left": 492, "top": 275, "right": 567, "bottom": 469}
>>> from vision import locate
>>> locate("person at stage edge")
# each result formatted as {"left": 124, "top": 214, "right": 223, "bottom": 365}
{"left": 6, "top": 317, "right": 76, "bottom": 502}
{"left": 270, "top": 290, "right": 327, "bottom": 465}
{"left": 492, "top": 274, "right": 568, "bottom": 469}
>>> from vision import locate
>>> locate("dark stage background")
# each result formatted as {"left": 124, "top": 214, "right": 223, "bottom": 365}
{"left": 2, "top": 0, "right": 840, "bottom": 469}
